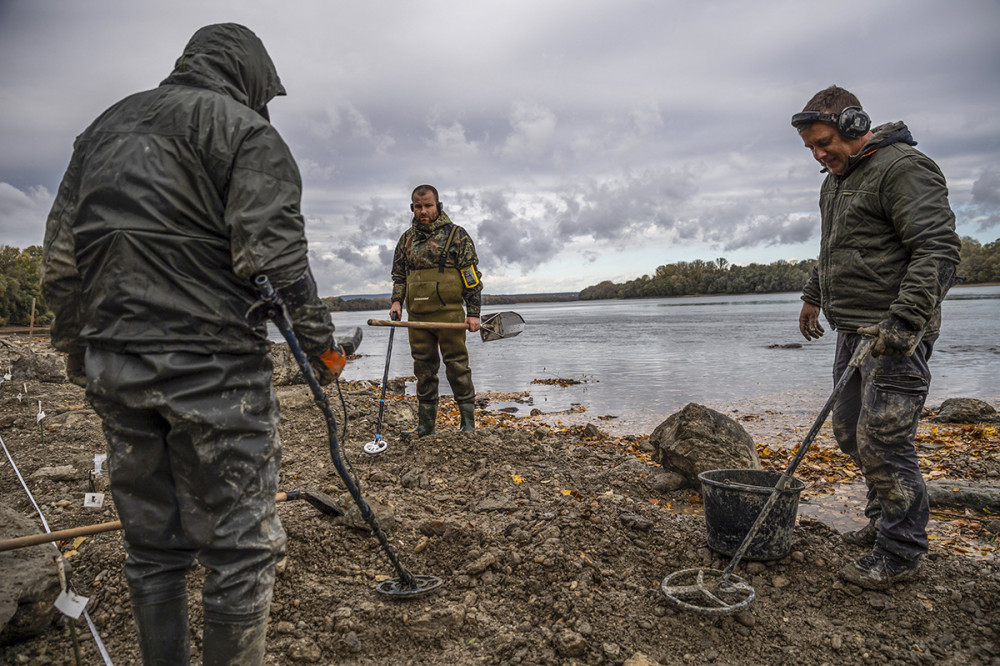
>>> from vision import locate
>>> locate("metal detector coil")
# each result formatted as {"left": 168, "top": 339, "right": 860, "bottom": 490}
{"left": 363, "top": 435, "right": 387, "bottom": 456}
{"left": 377, "top": 574, "right": 443, "bottom": 598}
{"left": 660, "top": 568, "right": 754, "bottom": 616}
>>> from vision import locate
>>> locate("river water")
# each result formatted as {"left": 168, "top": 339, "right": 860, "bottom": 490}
{"left": 293, "top": 285, "right": 999, "bottom": 435}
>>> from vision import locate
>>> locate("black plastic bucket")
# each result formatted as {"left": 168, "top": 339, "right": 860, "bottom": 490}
{"left": 698, "top": 469, "right": 805, "bottom": 561}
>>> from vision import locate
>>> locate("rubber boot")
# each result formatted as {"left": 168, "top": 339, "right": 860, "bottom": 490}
{"left": 402, "top": 402, "right": 437, "bottom": 438}
{"left": 131, "top": 596, "right": 191, "bottom": 666}
{"left": 459, "top": 402, "right": 475, "bottom": 432}
{"left": 201, "top": 613, "right": 268, "bottom": 666}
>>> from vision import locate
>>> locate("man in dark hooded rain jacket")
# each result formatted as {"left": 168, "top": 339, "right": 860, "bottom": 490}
{"left": 41, "top": 24, "right": 351, "bottom": 665}
{"left": 791, "top": 85, "right": 960, "bottom": 591}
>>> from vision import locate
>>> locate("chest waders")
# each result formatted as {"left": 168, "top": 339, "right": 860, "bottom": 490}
{"left": 402, "top": 226, "right": 476, "bottom": 436}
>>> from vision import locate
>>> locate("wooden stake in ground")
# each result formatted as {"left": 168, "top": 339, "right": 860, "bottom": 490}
{"left": 29, "top": 297, "right": 36, "bottom": 340}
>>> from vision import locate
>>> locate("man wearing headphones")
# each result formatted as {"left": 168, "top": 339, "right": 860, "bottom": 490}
{"left": 389, "top": 185, "right": 483, "bottom": 436}
{"left": 792, "top": 86, "right": 960, "bottom": 590}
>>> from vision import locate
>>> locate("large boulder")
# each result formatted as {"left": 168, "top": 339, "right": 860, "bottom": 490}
{"left": 932, "top": 398, "right": 999, "bottom": 423}
{"left": 0, "top": 507, "right": 61, "bottom": 645}
{"left": 10, "top": 349, "right": 66, "bottom": 384}
{"left": 650, "top": 403, "right": 760, "bottom": 489}
{"left": 270, "top": 342, "right": 305, "bottom": 386}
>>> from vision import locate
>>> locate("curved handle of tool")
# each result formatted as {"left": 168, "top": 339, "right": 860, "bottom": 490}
{"left": 368, "top": 319, "right": 469, "bottom": 330}
{"left": 0, "top": 490, "right": 326, "bottom": 553}
{"left": 721, "top": 336, "right": 875, "bottom": 579}
{"left": 256, "top": 276, "right": 416, "bottom": 588}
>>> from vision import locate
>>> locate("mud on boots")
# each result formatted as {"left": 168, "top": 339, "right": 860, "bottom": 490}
{"left": 458, "top": 401, "right": 475, "bottom": 432}
{"left": 402, "top": 401, "right": 437, "bottom": 438}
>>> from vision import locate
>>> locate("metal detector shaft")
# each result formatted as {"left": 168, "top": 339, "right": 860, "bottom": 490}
{"left": 253, "top": 276, "right": 416, "bottom": 589}
{"left": 721, "top": 337, "right": 875, "bottom": 579}
{"left": 375, "top": 318, "right": 397, "bottom": 437}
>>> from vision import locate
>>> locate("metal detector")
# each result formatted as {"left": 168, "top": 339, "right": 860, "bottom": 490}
{"left": 661, "top": 337, "right": 875, "bottom": 615}
{"left": 366, "top": 311, "right": 525, "bottom": 343}
{"left": 364, "top": 313, "right": 399, "bottom": 455}
{"left": 250, "top": 276, "right": 442, "bottom": 598}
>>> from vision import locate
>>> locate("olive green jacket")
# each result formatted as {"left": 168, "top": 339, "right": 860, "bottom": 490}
{"left": 801, "top": 122, "right": 961, "bottom": 335}
{"left": 41, "top": 24, "right": 333, "bottom": 356}
{"left": 391, "top": 212, "right": 483, "bottom": 316}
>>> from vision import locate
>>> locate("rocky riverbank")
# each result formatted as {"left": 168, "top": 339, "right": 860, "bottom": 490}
{"left": 1, "top": 337, "right": 998, "bottom": 665}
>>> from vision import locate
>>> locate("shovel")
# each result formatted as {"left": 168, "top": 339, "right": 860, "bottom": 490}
{"left": 0, "top": 489, "right": 342, "bottom": 553}
{"left": 367, "top": 310, "right": 525, "bottom": 342}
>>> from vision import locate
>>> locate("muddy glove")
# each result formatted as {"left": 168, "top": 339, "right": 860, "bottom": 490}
{"left": 309, "top": 344, "right": 347, "bottom": 385}
{"left": 65, "top": 352, "right": 87, "bottom": 388}
{"left": 857, "top": 315, "right": 921, "bottom": 357}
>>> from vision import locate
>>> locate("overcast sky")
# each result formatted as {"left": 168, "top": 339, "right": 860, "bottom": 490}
{"left": 1, "top": 0, "right": 998, "bottom": 296}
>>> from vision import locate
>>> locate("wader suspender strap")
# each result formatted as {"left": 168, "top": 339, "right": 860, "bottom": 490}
{"left": 438, "top": 224, "right": 458, "bottom": 273}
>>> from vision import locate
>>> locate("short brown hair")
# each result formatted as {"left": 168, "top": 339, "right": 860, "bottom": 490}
{"left": 802, "top": 85, "right": 862, "bottom": 114}
{"left": 411, "top": 184, "right": 439, "bottom": 202}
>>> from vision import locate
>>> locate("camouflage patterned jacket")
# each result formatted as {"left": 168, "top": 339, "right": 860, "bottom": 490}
{"left": 391, "top": 212, "right": 482, "bottom": 316}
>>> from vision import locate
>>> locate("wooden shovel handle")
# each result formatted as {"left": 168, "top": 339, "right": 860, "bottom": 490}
{"left": 0, "top": 491, "right": 307, "bottom": 553}
{"left": 367, "top": 319, "right": 469, "bottom": 330}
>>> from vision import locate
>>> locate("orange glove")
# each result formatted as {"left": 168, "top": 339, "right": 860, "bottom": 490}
{"left": 310, "top": 346, "right": 346, "bottom": 385}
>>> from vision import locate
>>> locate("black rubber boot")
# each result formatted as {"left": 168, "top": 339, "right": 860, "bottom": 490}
{"left": 459, "top": 402, "right": 475, "bottom": 432}
{"left": 402, "top": 402, "right": 437, "bottom": 438}
{"left": 202, "top": 613, "right": 268, "bottom": 666}
{"left": 131, "top": 596, "right": 191, "bottom": 666}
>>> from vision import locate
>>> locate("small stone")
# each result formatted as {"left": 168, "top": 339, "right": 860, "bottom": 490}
{"left": 772, "top": 576, "right": 790, "bottom": 589}
{"left": 342, "top": 631, "right": 362, "bottom": 652}
{"left": 790, "top": 551, "right": 805, "bottom": 563}
{"left": 275, "top": 621, "right": 296, "bottom": 635}
{"left": 734, "top": 610, "right": 756, "bottom": 627}
{"left": 745, "top": 562, "right": 766, "bottom": 575}
{"left": 831, "top": 635, "right": 843, "bottom": 650}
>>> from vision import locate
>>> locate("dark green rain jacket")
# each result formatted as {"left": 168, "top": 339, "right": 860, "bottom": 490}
{"left": 42, "top": 23, "right": 333, "bottom": 356}
{"left": 801, "top": 122, "right": 961, "bottom": 336}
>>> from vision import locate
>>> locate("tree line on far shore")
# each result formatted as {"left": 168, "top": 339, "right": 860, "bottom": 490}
{"left": 578, "top": 236, "right": 1000, "bottom": 301}
{"left": 1, "top": 237, "right": 998, "bottom": 325}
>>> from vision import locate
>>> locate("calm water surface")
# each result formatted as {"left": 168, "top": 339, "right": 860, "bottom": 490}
{"left": 291, "top": 285, "right": 1000, "bottom": 434}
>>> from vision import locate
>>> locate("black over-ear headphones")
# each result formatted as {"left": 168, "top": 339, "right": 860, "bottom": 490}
{"left": 790, "top": 106, "right": 871, "bottom": 139}
{"left": 410, "top": 202, "right": 444, "bottom": 213}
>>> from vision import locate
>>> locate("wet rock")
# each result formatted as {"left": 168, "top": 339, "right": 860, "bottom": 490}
{"left": 926, "top": 479, "right": 1000, "bottom": 513}
{"left": 555, "top": 629, "right": 587, "bottom": 657}
{"left": 464, "top": 552, "right": 497, "bottom": 575}
{"left": 269, "top": 343, "right": 305, "bottom": 386}
{"left": 649, "top": 403, "right": 760, "bottom": 487}
{"left": 342, "top": 631, "right": 361, "bottom": 652}
{"left": 475, "top": 492, "right": 517, "bottom": 512}
{"left": 619, "top": 513, "right": 653, "bottom": 531}
{"left": 334, "top": 497, "right": 394, "bottom": 532}
{"left": 29, "top": 466, "right": 78, "bottom": 481}
{"left": 932, "top": 398, "right": 999, "bottom": 423}
{"left": 276, "top": 386, "right": 314, "bottom": 410}
{"left": 650, "top": 470, "right": 687, "bottom": 492}
{"left": 768, "top": 343, "right": 802, "bottom": 349}
{"left": 287, "top": 637, "right": 321, "bottom": 662}
{"left": 400, "top": 468, "right": 430, "bottom": 489}
{"left": 0, "top": 507, "right": 61, "bottom": 645}
{"left": 44, "top": 409, "right": 97, "bottom": 429}
{"left": 582, "top": 423, "right": 604, "bottom": 439}
{"left": 10, "top": 350, "right": 66, "bottom": 384}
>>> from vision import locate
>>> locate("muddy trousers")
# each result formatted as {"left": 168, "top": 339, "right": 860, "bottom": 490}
{"left": 409, "top": 326, "right": 475, "bottom": 405}
{"left": 831, "top": 332, "right": 934, "bottom": 561}
{"left": 85, "top": 348, "right": 285, "bottom": 665}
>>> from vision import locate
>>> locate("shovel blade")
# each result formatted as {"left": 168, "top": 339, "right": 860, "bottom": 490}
{"left": 480, "top": 311, "right": 525, "bottom": 342}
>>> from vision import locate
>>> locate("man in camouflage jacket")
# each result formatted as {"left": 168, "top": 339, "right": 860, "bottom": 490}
{"left": 41, "top": 24, "right": 348, "bottom": 665}
{"left": 389, "top": 184, "right": 483, "bottom": 435}
{"left": 792, "top": 86, "right": 960, "bottom": 591}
